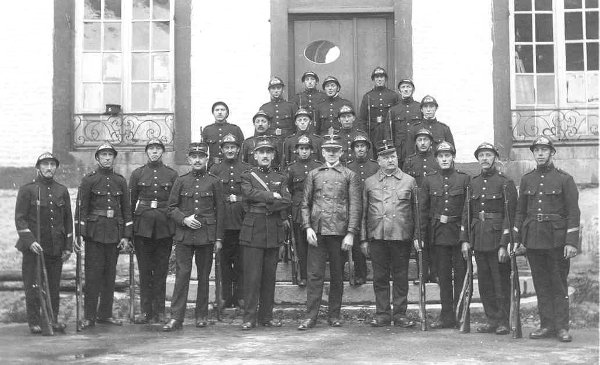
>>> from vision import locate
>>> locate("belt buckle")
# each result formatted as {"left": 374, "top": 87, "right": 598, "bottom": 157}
{"left": 275, "top": 128, "right": 282, "bottom": 136}
{"left": 106, "top": 209, "right": 114, "bottom": 218}
{"left": 536, "top": 213, "right": 543, "bottom": 222}
{"left": 150, "top": 200, "right": 158, "bottom": 209}
{"left": 376, "top": 115, "right": 383, "bottom": 124}
{"left": 439, "top": 214, "right": 448, "bottom": 224}
{"left": 478, "top": 211, "right": 485, "bottom": 221}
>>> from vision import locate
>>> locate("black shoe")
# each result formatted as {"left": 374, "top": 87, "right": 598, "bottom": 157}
{"left": 430, "top": 320, "right": 455, "bottom": 329}
{"left": 80, "top": 319, "right": 95, "bottom": 330}
{"left": 261, "top": 319, "right": 282, "bottom": 327}
{"left": 557, "top": 329, "right": 572, "bottom": 342}
{"left": 241, "top": 322, "right": 255, "bottom": 331}
{"left": 370, "top": 318, "right": 391, "bottom": 327}
{"left": 529, "top": 327, "right": 555, "bottom": 339}
{"left": 29, "top": 324, "right": 42, "bottom": 334}
{"left": 298, "top": 279, "right": 307, "bottom": 287}
{"left": 393, "top": 317, "right": 415, "bottom": 328}
{"left": 495, "top": 325, "right": 509, "bottom": 335}
{"left": 52, "top": 322, "right": 67, "bottom": 332}
{"left": 195, "top": 318, "right": 208, "bottom": 328}
{"left": 298, "top": 319, "right": 316, "bottom": 330}
{"left": 328, "top": 318, "right": 343, "bottom": 327}
{"left": 134, "top": 313, "right": 151, "bottom": 324}
{"left": 162, "top": 319, "right": 182, "bottom": 332}
{"left": 97, "top": 317, "right": 123, "bottom": 326}
{"left": 476, "top": 323, "right": 497, "bottom": 333}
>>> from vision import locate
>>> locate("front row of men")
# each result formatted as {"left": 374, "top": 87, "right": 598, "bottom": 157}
{"left": 16, "top": 134, "right": 580, "bottom": 342}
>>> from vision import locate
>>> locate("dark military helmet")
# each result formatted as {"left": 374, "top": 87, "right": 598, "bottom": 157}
{"left": 301, "top": 71, "right": 319, "bottom": 83}
{"left": 321, "top": 134, "right": 343, "bottom": 149}
{"left": 376, "top": 140, "right": 396, "bottom": 156}
{"left": 253, "top": 109, "right": 272, "bottom": 123}
{"left": 414, "top": 128, "right": 434, "bottom": 141}
{"left": 188, "top": 142, "right": 209, "bottom": 156}
{"left": 211, "top": 101, "right": 229, "bottom": 115}
{"left": 295, "top": 134, "right": 313, "bottom": 149}
{"left": 220, "top": 133, "right": 240, "bottom": 148}
{"left": 338, "top": 105, "right": 355, "bottom": 117}
{"left": 371, "top": 67, "right": 388, "bottom": 80}
{"left": 421, "top": 95, "right": 439, "bottom": 108}
{"left": 351, "top": 134, "right": 371, "bottom": 150}
{"left": 529, "top": 136, "right": 555, "bottom": 153}
{"left": 397, "top": 78, "right": 415, "bottom": 89}
{"left": 435, "top": 141, "right": 456, "bottom": 156}
{"left": 268, "top": 76, "right": 285, "bottom": 89}
{"left": 322, "top": 76, "right": 341, "bottom": 90}
{"left": 35, "top": 152, "right": 59, "bottom": 168}
{"left": 95, "top": 141, "right": 118, "bottom": 159}
{"left": 474, "top": 142, "right": 499, "bottom": 159}
{"left": 145, "top": 138, "right": 165, "bottom": 151}
{"left": 294, "top": 108, "right": 312, "bottom": 120}
{"left": 253, "top": 136, "right": 276, "bottom": 153}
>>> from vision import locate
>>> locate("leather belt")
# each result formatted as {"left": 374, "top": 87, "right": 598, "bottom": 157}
{"left": 528, "top": 213, "right": 564, "bottom": 222}
{"left": 475, "top": 211, "right": 503, "bottom": 221}
{"left": 248, "top": 206, "right": 272, "bottom": 215}
{"left": 433, "top": 214, "right": 461, "bottom": 223}
{"left": 91, "top": 209, "right": 118, "bottom": 218}
{"left": 138, "top": 200, "right": 167, "bottom": 208}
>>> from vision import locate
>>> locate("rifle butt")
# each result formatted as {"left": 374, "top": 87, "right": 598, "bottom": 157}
{"left": 75, "top": 250, "right": 83, "bottom": 332}
{"left": 129, "top": 251, "right": 135, "bottom": 323}
{"left": 214, "top": 253, "right": 223, "bottom": 321}
{"left": 347, "top": 249, "right": 355, "bottom": 286}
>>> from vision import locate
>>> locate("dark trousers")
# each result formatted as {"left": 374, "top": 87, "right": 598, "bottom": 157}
{"left": 134, "top": 236, "right": 172, "bottom": 318}
{"left": 170, "top": 244, "right": 213, "bottom": 321}
{"left": 241, "top": 246, "right": 279, "bottom": 324}
{"left": 436, "top": 245, "right": 466, "bottom": 323}
{"left": 221, "top": 230, "right": 242, "bottom": 306}
{"left": 370, "top": 240, "right": 411, "bottom": 321}
{"left": 475, "top": 250, "right": 510, "bottom": 326}
{"left": 306, "top": 235, "right": 344, "bottom": 320}
{"left": 84, "top": 240, "right": 119, "bottom": 320}
{"left": 527, "top": 247, "right": 570, "bottom": 331}
{"left": 22, "top": 251, "right": 62, "bottom": 326}
{"left": 422, "top": 231, "right": 437, "bottom": 281}
{"left": 294, "top": 223, "right": 308, "bottom": 280}
{"left": 351, "top": 234, "right": 368, "bottom": 280}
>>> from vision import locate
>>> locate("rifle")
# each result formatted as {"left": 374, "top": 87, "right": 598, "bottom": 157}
{"left": 503, "top": 184, "right": 522, "bottom": 339}
{"left": 388, "top": 109, "right": 394, "bottom": 144}
{"left": 456, "top": 185, "right": 473, "bottom": 333}
{"left": 75, "top": 190, "right": 84, "bottom": 331}
{"left": 285, "top": 222, "right": 299, "bottom": 285}
{"left": 367, "top": 95, "right": 372, "bottom": 142}
{"left": 413, "top": 186, "right": 427, "bottom": 331}
{"left": 128, "top": 188, "right": 136, "bottom": 324}
{"left": 214, "top": 251, "right": 223, "bottom": 321}
{"left": 347, "top": 245, "right": 356, "bottom": 286}
{"left": 36, "top": 186, "right": 54, "bottom": 336}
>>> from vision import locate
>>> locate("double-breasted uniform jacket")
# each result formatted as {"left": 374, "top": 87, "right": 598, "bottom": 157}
{"left": 420, "top": 168, "right": 470, "bottom": 246}
{"left": 76, "top": 167, "right": 133, "bottom": 243}
{"left": 241, "top": 134, "right": 284, "bottom": 169}
{"left": 315, "top": 95, "right": 354, "bottom": 136}
{"left": 346, "top": 158, "right": 379, "bottom": 187}
{"left": 291, "top": 88, "right": 327, "bottom": 119}
{"left": 513, "top": 164, "right": 580, "bottom": 250}
{"left": 389, "top": 97, "right": 421, "bottom": 158}
{"left": 167, "top": 169, "right": 224, "bottom": 245}
{"left": 287, "top": 158, "right": 323, "bottom": 225}
{"left": 282, "top": 131, "right": 323, "bottom": 168}
{"left": 301, "top": 163, "right": 362, "bottom": 236}
{"left": 239, "top": 166, "right": 291, "bottom": 248}
{"left": 339, "top": 128, "right": 371, "bottom": 163}
{"left": 358, "top": 86, "right": 399, "bottom": 140}
{"left": 130, "top": 161, "right": 178, "bottom": 239}
{"left": 15, "top": 177, "right": 73, "bottom": 255}
{"left": 459, "top": 168, "right": 518, "bottom": 252}
{"left": 260, "top": 98, "right": 298, "bottom": 139}
{"left": 209, "top": 158, "right": 251, "bottom": 231}
{"left": 403, "top": 149, "right": 439, "bottom": 187}
{"left": 406, "top": 118, "right": 454, "bottom": 157}
{"left": 202, "top": 122, "right": 245, "bottom": 163}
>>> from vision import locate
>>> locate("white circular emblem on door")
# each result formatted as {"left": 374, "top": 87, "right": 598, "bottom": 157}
{"left": 304, "top": 40, "right": 341, "bottom": 64}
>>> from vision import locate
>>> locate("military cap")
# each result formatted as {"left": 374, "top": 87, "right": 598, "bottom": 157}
{"left": 529, "top": 136, "right": 555, "bottom": 152}
{"left": 295, "top": 108, "right": 312, "bottom": 120}
{"left": 397, "top": 79, "right": 415, "bottom": 89}
{"left": 421, "top": 95, "right": 439, "bottom": 108}
{"left": 414, "top": 128, "right": 434, "bottom": 141}
{"left": 212, "top": 101, "right": 229, "bottom": 114}
{"left": 253, "top": 109, "right": 272, "bottom": 122}
{"left": 321, "top": 134, "right": 343, "bottom": 149}
{"left": 295, "top": 134, "right": 313, "bottom": 149}
{"left": 301, "top": 71, "right": 319, "bottom": 83}
{"left": 376, "top": 140, "right": 396, "bottom": 156}
{"left": 371, "top": 67, "right": 388, "bottom": 80}
{"left": 268, "top": 76, "right": 285, "bottom": 89}
{"left": 35, "top": 152, "right": 59, "bottom": 168}
{"left": 253, "top": 136, "right": 276, "bottom": 153}
{"left": 474, "top": 142, "right": 499, "bottom": 158}
{"left": 435, "top": 141, "right": 456, "bottom": 156}
{"left": 145, "top": 138, "right": 165, "bottom": 151}
{"left": 338, "top": 105, "right": 355, "bottom": 116}
{"left": 351, "top": 134, "right": 371, "bottom": 150}
{"left": 188, "top": 142, "right": 209, "bottom": 156}
{"left": 95, "top": 141, "right": 118, "bottom": 159}
{"left": 220, "top": 133, "right": 241, "bottom": 148}
{"left": 321, "top": 76, "right": 341, "bottom": 90}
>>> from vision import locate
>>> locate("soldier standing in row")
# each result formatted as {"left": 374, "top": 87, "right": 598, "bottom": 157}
{"left": 286, "top": 135, "right": 323, "bottom": 287}
{"left": 202, "top": 101, "right": 245, "bottom": 166}
{"left": 15, "top": 153, "right": 72, "bottom": 333}
{"left": 210, "top": 134, "right": 250, "bottom": 308}
{"left": 260, "top": 77, "right": 298, "bottom": 141}
{"left": 359, "top": 67, "right": 399, "bottom": 143}
{"left": 239, "top": 137, "right": 291, "bottom": 330}
{"left": 315, "top": 76, "right": 353, "bottom": 136}
{"left": 337, "top": 105, "right": 370, "bottom": 164}
{"left": 291, "top": 71, "right": 327, "bottom": 123}
{"left": 407, "top": 96, "right": 454, "bottom": 157}
{"left": 460, "top": 143, "right": 517, "bottom": 335}
{"left": 389, "top": 79, "right": 421, "bottom": 164}
{"left": 163, "top": 142, "right": 224, "bottom": 331}
{"left": 77, "top": 142, "right": 133, "bottom": 329}
{"left": 129, "top": 139, "right": 178, "bottom": 324}
{"left": 420, "top": 142, "right": 470, "bottom": 329}
{"left": 282, "top": 108, "right": 323, "bottom": 168}
{"left": 514, "top": 137, "right": 580, "bottom": 342}
{"left": 242, "top": 110, "right": 283, "bottom": 169}
{"left": 299, "top": 135, "right": 361, "bottom": 330}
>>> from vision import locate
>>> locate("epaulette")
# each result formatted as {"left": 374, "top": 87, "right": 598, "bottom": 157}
{"left": 313, "top": 159, "right": 323, "bottom": 165}
{"left": 428, "top": 170, "right": 439, "bottom": 176}
{"left": 455, "top": 169, "right": 468, "bottom": 175}
{"left": 523, "top": 169, "right": 536, "bottom": 176}
{"left": 164, "top": 164, "right": 177, "bottom": 172}
{"left": 369, "top": 159, "right": 377, "bottom": 163}
{"left": 355, "top": 128, "right": 367, "bottom": 134}
{"left": 180, "top": 171, "right": 191, "bottom": 177}
{"left": 207, "top": 172, "right": 219, "bottom": 179}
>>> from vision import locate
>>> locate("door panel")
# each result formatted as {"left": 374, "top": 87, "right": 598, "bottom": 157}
{"left": 356, "top": 18, "right": 389, "bottom": 106}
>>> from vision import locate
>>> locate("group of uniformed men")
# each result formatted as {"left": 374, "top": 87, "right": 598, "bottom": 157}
{"left": 16, "top": 67, "right": 580, "bottom": 343}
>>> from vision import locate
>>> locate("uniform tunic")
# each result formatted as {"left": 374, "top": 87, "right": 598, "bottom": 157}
{"left": 291, "top": 88, "right": 327, "bottom": 118}
{"left": 241, "top": 134, "right": 284, "bottom": 170}
{"left": 358, "top": 86, "right": 399, "bottom": 142}
{"left": 338, "top": 128, "right": 371, "bottom": 164}
{"left": 260, "top": 98, "right": 298, "bottom": 140}
{"left": 282, "top": 132, "right": 323, "bottom": 168}
{"left": 202, "top": 122, "right": 245, "bottom": 164}
{"left": 403, "top": 150, "right": 439, "bottom": 187}
{"left": 389, "top": 97, "right": 421, "bottom": 161}
{"left": 315, "top": 95, "right": 353, "bottom": 136}
{"left": 406, "top": 118, "right": 454, "bottom": 157}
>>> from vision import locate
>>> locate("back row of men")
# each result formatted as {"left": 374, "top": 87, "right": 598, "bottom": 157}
{"left": 17, "top": 129, "right": 580, "bottom": 342}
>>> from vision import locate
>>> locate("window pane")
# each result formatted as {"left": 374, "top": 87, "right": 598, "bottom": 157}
{"left": 82, "top": 53, "right": 102, "bottom": 81}
{"left": 515, "top": 14, "right": 532, "bottom": 42}
{"left": 537, "top": 75, "right": 556, "bottom": 103}
{"left": 132, "top": 83, "right": 149, "bottom": 110}
{"left": 152, "top": 21, "right": 170, "bottom": 50}
{"left": 566, "top": 73, "right": 586, "bottom": 102}
{"left": 132, "top": 22, "right": 149, "bottom": 51}
{"left": 104, "top": 23, "right": 121, "bottom": 51}
{"left": 565, "top": 0, "right": 583, "bottom": 8}
{"left": 133, "top": 0, "right": 150, "bottom": 19}
{"left": 132, "top": 53, "right": 150, "bottom": 80}
{"left": 565, "top": 12, "right": 584, "bottom": 40}
{"left": 587, "top": 11, "right": 599, "bottom": 39}
{"left": 151, "top": 83, "right": 171, "bottom": 111}
{"left": 516, "top": 45, "right": 534, "bottom": 72}
{"left": 516, "top": 75, "right": 535, "bottom": 104}
{"left": 153, "top": 0, "right": 170, "bottom": 19}
{"left": 84, "top": 0, "right": 101, "bottom": 19}
{"left": 566, "top": 43, "right": 585, "bottom": 70}
{"left": 535, "top": 0, "right": 552, "bottom": 10}
{"left": 515, "top": 0, "right": 532, "bottom": 11}
{"left": 83, "top": 83, "right": 102, "bottom": 111}
{"left": 152, "top": 53, "right": 169, "bottom": 80}
{"left": 587, "top": 73, "right": 599, "bottom": 102}
{"left": 103, "top": 54, "right": 122, "bottom": 81}
{"left": 586, "top": 0, "right": 599, "bottom": 7}
{"left": 535, "top": 14, "right": 554, "bottom": 41}
{"left": 84, "top": 23, "right": 101, "bottom": 51}
{"left": 104, "top": 83, "right": 121, "bottom": 105}
{"left": 536, "top": 45, "right": 555, "bottom": 72}
{"left": 588, "top": 42, "right": 599, "bottom": 69}
{"left": 105, "top": 0, "right": 121, "bottom": 19}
